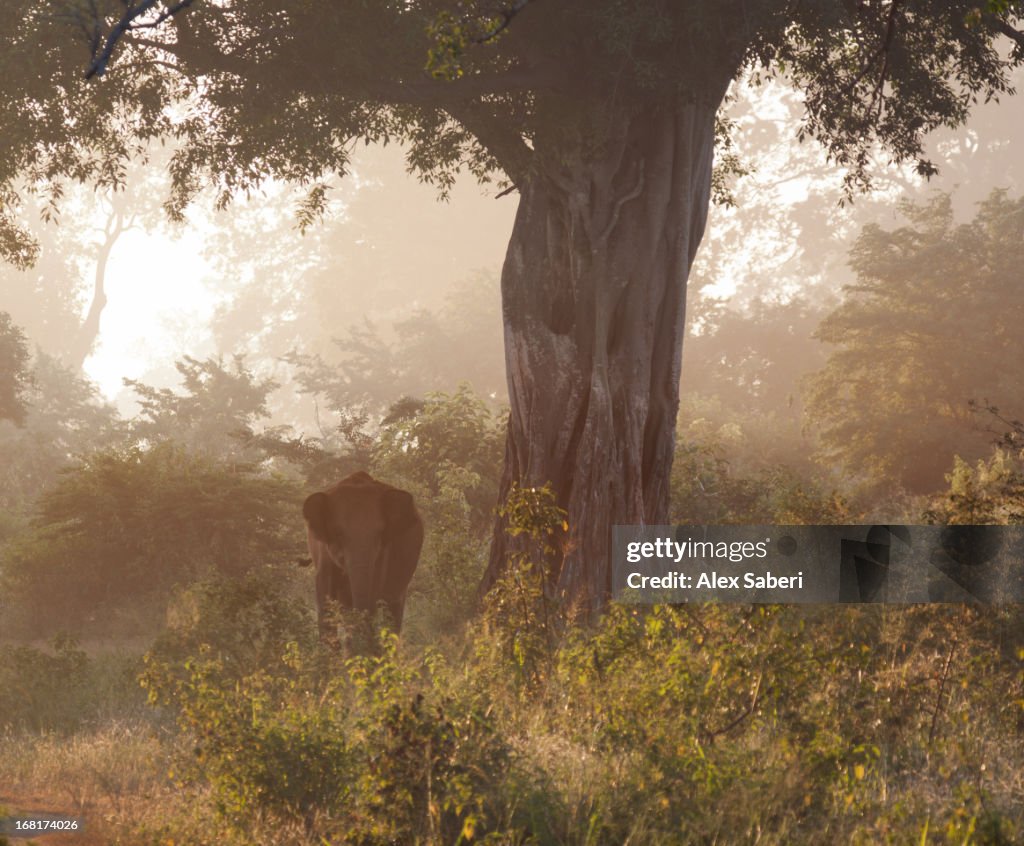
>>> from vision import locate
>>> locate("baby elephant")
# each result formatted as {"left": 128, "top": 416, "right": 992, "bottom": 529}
{"left": 302, "top": 471, "right": 424, "bottom": 639}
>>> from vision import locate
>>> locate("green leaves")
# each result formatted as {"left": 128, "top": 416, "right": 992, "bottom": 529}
{"left": 805, "top": 189, "right": 1024, "bottom": 493}
{"left": 1, "top": 442, "right": 304, "bottom": 633}
{"left": 0, "top": 312, "right": 31, "bottom": 425}
{"left": 768, "top": 0, "right": 1023, "bottom": 197}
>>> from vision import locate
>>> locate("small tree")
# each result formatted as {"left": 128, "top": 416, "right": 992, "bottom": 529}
{"left": 0, "top": 351, "right": 121, "bottom": 522}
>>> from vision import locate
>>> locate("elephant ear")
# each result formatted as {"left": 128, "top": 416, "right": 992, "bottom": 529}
{"left": 383, "top": 488, "right": 417, "bottom": 531}
{"left": 303, "top": 492, "right": 331, "bottom": 541}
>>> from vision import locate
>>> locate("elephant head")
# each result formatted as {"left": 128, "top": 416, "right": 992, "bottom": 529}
{"left": 302, "top": 471, "right": 424, "bottom": 640}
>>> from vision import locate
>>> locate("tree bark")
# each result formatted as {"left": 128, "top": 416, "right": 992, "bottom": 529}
{"left": 483, "top": 96, "right": 723, "bottom": 611}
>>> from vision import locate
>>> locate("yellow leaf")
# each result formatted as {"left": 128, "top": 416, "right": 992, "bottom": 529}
{"left": 854, "top": 764, "right": 865, "bottom": 780}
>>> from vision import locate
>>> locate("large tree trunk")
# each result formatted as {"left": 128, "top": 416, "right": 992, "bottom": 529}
{"left": 483, "top": 97, "right": 722, "bottom": 611}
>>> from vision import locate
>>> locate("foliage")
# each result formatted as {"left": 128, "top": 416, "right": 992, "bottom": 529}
{"left": 125, "top": 355, "right": 278, "bottom": 459}
{"left": 131, "top": 583, "right": 1024, "bottom": 845}
{"left": 2, "top": 490, "right": 1024, "bottom": 843}
{"left": 472, "top": 482, "right": 566, "bottom": 693}
{"left": 141, "top": 636, "right": 523, "bottom": 843}
{"left": 676, "top": 298, "right": 836, "bottom": 506}
{"left": 287, "top": 270, "right": 506, "bottom": 417}
{"left": 2, "top": 0, "right": 1021, "bottom": 606}
{"left": 0, "top": 351, "right": 121, "bottom": 527}
{"left": 542, "top": 603, "right": 1024, "bottom": 844}
{"left": 240, "top": 411, "right": 375, "bottom": 492}
{"left": 373, "top": 386, "right": 506, "bottom": 639}
{"left": 683, "top": 297, "right": 830, "bottom": 419}
{"left": 0, "top": 1, "right": 1018, "bottom": 255}
{"left": 401, "top": 461, "right": 493, "bottom": 639}
{"left": 0, "top": 635, "right": 144, "bottom": 733}
{"left": 1, "top": 442, "right": 304, "bottom": 634}
{"left": 236, "top": 383, "right": 505, "bottom": 642}
{"left": 805, "top": 190, "right": 1024, "bottom": 494}
{"left": 670, "top": 429, "right": 853, "bottom": 525}
{"left": 0, "top": 192, "right": 95, "bottom": 359}
{"left": 0, "top": 311, "right": 31, "bottom": 425}
{"left": 925, "top": 449, "right": 1024, "bottom": 525}
{"left": 149, "top": 570, "right": 318, "bottom": 683}
{"left": 375, "top": 385, "right": 504, "bottom": 534}
{"left": 757, "top": 1, "right": 1023, "bottom": 196}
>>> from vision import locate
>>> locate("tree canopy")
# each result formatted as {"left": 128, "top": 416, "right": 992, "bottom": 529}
{"left": 1, "top": 2, "right": 1020, "bottom": 254}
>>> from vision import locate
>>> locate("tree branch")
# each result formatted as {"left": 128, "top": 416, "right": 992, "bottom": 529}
{"left": 991, "top": 16, "right": 1024, "bottom": 50}
{"left": 841, "top": 0, "right": 903, "bottom": 99}
{"left": 701, "top": 671, "right": 763, "bottom": 742}
{"left": 85, "top": 0, "right": 196, "bottom": 80}
{"left": 441, "top": 101, "right": 535, "bottom": 182}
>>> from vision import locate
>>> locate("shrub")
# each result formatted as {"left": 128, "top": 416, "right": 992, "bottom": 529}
{"left": 141, "top": 636, "right": 528, "bottom": 844}
{"left": 1, "top": 442, "right": 305, "bottom": 634}
{"left": 670, "top": 432, "right": 854, "bottom": 524}
{"left": 0, "top": 635, "right": 144, "bottom": 733}
{"left": 146, "top": 569, "right": 318, "bottom": 685}
{"left": 925, "top": 449, "right": 1024, "bottom": 525}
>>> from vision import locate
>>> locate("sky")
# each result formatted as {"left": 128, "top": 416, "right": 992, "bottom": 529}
{"left": 84, "top": 226, "right": 216, "bottom": 401}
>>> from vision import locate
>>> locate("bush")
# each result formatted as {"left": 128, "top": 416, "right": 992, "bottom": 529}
{"left": 1, "top": 442, "right": 305, "bottom": 635}
{"left": 147, "top": 569, "right": 318, "bottom": 684}
{"left": 670, "top": 432, "right": 854, "bottom": 524}
{"left": 142, "top": 636, "right": 527, "bottom": 844}
{"left": 925, "top": 449, "right": 1024, "bottom": 525}
{"left": 372, "top": 387, "right": 506, "bottom": 642}
{"left": 0, "top": 635, "right": 145, "bottom": 733}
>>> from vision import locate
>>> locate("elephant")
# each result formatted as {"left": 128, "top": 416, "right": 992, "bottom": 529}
{"left": 302, "top": 471, "right": 424, "bottom": 641}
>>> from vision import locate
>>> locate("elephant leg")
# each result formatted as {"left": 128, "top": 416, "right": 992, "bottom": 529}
{"left": 329, "top": 565, "right": 353, "bottom": 608}
{"left": 316, "top": 563, "right": 353, "bottom": 643}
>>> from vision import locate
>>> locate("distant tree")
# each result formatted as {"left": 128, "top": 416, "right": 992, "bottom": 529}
{"left": 124, "top": 355, "right": 277, "bottom": 458}
{"left": 0, "top": 212, "right": 84, "bottom": 365}
{"left": 205, "top": 146, "right": 512, "bottom": 373}
{"left": 2, "top": 1, "right": 1023, "bottom": 606}
{"left": 683, "top": 297, "right": 829, "bottom": 417}
{"left": 690, "top": 65, "right": 1024, "bottom": 320}
{"left": 0, "top": 166, "right": 173, "bottom": 370}
{"left": 0, "top": 312, "right": 31, "bottom": 425}
{"left": 289, "top": 271, "right": 505, "bottom": 416}
{"left": 805, "top": 190, "right": 1024, "bottom": 493}
{"left": 0, "top": 352, "right": 121, "bottom": 525}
